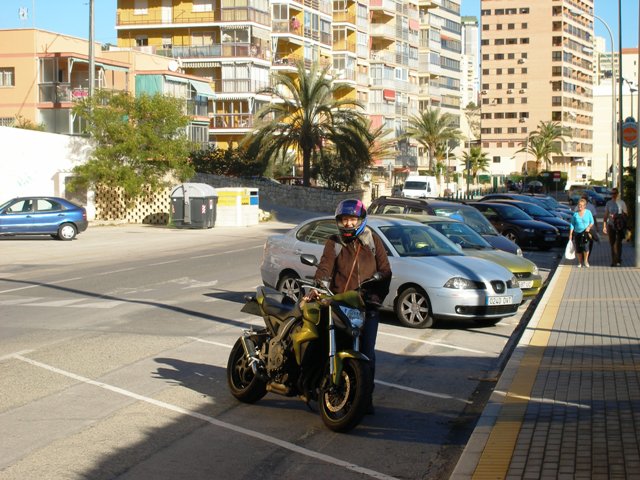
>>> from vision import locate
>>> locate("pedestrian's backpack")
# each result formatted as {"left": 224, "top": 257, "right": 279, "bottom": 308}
{"left": 613, "top": 213, "right": 627, "bottom": 232}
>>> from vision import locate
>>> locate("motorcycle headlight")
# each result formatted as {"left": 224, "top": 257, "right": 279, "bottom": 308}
{"left": 444, "top": 277, "right": 484, "bottom": 289}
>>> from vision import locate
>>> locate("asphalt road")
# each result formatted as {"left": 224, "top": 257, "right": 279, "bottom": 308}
{"left": 0, "top": 215, "right": 561, "bottom": 479}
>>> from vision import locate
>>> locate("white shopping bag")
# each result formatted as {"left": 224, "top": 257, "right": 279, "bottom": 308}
{"left": 564, "top": 240, "right": 575, "bottom": 260}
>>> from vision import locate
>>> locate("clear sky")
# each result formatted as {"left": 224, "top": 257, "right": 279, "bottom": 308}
{"left": 0, "top": 0, "right": 637, "bottom": 50}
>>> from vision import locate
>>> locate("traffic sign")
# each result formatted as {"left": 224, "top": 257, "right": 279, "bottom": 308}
{"left": 622, "top": 118, "right": 638, "bottom": 147}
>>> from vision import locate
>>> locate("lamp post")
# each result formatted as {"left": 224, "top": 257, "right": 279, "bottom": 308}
{"left": 569, "top": 8, "right": 617, "bottom": 188}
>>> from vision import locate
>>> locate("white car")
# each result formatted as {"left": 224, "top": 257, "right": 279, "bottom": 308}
{"left": 260, "top": 215, "right": 523, "bottom": 328}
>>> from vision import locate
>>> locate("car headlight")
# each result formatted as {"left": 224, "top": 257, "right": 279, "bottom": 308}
{"left": 516, "top": 247, "right": 523, "bottom": 256}
{"left": 532, "top": 265, "right": 539, "bottom": 275}
{"left": 508, "top": 276, "right": 518, "bottom": 288}
{"left": 444, "top": 277, "right": 484, "bottom": 289}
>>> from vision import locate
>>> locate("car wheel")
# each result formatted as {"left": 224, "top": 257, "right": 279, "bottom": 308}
{"left": 395, "top": 287, "right": 434, "bottom": 328}
{"left": 57, "top": 223, "right": 77, "bottom": 241}
{"left": 503, "top": 230, "right": 519, "bottom": 244}
{"left": 277, "top": 272, "right": 302, "bottom": 301}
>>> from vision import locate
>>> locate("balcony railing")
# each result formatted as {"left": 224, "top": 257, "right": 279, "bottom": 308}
{"left": 166, "top": 43, "right": 270, "bottom": 61}
{"left": 210, "top": 113, "right": 254, "bottom": 130}
{"left": 117, "top": 8, "right": 270, "bottom": 27}
{"left": 210, "top": 78, "right": 270, "bottom": 94}
{"left": 38, "top": 83, "right": 120, "bottom": 103}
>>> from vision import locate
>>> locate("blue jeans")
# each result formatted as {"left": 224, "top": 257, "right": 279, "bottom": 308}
{"left": 361, "top": 309, "right": 379, "bottom": 380}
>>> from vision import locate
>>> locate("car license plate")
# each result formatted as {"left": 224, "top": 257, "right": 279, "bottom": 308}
{"left": 544, "top": 235, "right": 556, "bottom": 242}
{"left": 487, "top": 296, "right": 513, "bottom": 305}
{"left": 518, "top": 280, "right": 533, "bottom": 289}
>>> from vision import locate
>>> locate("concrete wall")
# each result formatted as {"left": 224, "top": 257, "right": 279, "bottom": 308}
{"left": 194, "top": 173, "right": 368, "bottom": 214}
{"left": 0, "top": 126, "right": 96, "bottom": 217}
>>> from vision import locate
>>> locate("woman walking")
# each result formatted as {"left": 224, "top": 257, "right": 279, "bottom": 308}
{"left": 569, "top": 198, "right": 595, "bottom": 268}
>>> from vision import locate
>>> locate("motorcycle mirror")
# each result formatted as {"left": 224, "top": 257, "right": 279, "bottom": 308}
{"left": 300, "top": 254, "right": 318, "bottom": 266}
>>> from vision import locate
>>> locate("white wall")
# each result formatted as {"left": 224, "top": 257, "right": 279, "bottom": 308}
{"left": 0, "top": 126, "right": 95, "bottom": 218}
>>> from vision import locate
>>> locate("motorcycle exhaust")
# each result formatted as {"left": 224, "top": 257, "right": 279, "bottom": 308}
{"left": 240, "top": 335, "right": 267, "bottom": 380}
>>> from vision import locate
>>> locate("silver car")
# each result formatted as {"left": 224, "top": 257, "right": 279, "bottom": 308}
{"left": 260, "top": 215, "right": 523, "bottom": 328}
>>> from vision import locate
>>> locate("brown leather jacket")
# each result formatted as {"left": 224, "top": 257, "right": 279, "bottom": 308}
{"left": 314, "top": 228, "right": 392, "bottom": 302}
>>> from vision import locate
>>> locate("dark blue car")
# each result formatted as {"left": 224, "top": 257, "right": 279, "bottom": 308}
{"left": 0, "top": 196, "right": 88, "bottom": 240}
{"left": 468, "top": 202, "right": 560, "bottom": 250}
{"left": 482, "top": 199, "right": 571, "bottom": 243}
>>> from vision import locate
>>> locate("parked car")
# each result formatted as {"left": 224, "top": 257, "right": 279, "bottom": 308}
{"left": 586, "top": 185, "right": 612, "bottom": 202}
{"left": 260, "top": 215, "right": 523, "bottom": 329}
{"left": 0, "top": 196, "right": 88, "bottom": 240}
{"left": 468, "top": 202, "right": 560, "bottom": 250}
{"left": 389, "top": 214, "right": 543, "bottom": 298}
{"left": 481, "top": 199, "right": 570, "bottom": 243}
{"left": 479, "top": 193, "right": 572, "bottom": 221}
{"left": 568, "top": 189, "right": 606, "bottom": 206}
{"left": 368, "top": 196, "right": 522, "bottom": 256}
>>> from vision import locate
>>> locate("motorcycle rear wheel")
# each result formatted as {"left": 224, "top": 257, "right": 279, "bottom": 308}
{"left": 319, "top": 359, "right": 372, "bottom": 433}
{"left": 227, "top": 337, "right": 267, "bottom": 403}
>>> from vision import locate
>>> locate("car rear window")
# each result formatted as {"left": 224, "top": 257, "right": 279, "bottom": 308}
{"left": 296, "top": 220, "right": 338, "bottom": 245}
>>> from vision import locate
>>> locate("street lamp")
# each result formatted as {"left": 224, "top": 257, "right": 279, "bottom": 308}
{"left": 568, "top": 8, "right": 617, "bottom": 188}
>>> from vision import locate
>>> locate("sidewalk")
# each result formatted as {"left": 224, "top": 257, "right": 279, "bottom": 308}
{"left": 452, "top": 236, "right": 640, "bottom": 479}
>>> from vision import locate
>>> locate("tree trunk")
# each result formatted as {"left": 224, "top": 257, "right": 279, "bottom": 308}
{"left": 302, "top": 148, "right": 311, "bottom": 187}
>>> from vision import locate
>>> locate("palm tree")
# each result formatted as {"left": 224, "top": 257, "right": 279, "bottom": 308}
{"left": 519, "top": 121, "right": 572, "bottom": 172}
{"left": 461, "top": 146, "right": 490, "bottom": 184}
{"left": 241, "top": 60, "right": 373, "bottom": 187}
{"left": 405, "top": 108, "right": 462, "bottom": 171}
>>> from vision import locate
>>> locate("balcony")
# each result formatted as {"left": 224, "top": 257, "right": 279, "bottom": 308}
{"left": 211, "top": 78, "right": 270, "bottom": 94}
{"left": 210, "top": 113, "right": 254, "bottom": 130}
{"left": 370, "top": 23, "right": 396, "bottom": 40}
{"left": 116, "top": 8, "right": 270, "bottom": 27}
{"left": 333, "top": 10, "right": 356, "bottom": 24}
{"left": 168, "top": 43, "right": 271, "bottom": 61}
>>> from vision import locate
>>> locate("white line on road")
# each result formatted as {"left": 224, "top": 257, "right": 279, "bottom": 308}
{"left": 13, "top": 354, "right": 400, "bottom": 480}
{"left": 190, "top": 245, "right": 263, "bottom": 259}
{"left": 378, "top": 331, "right": 488, "bottom": 354}
{"left": 147, "top": 260, "right": 181, "bottom": 266}
{"left": 0, "top": 277, "right": 84, "bottom": 294}
{"left": 374, "top": 380, "right": 472, "bottom": 404}
{"left": 188, "top": 337, "right": 469, "bottom": 403}
{"left": 0, "top": 350, "right": 33, "bottom": 362}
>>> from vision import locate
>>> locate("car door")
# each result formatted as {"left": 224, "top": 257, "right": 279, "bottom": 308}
{"left": 31, "top": 198, "right": 65, "bottom": 234}
{"left": 0, "top": 199, "right": 33, "bottom": 234}
{"left": 474, "top": 204, "right": 505, "bottom": 232}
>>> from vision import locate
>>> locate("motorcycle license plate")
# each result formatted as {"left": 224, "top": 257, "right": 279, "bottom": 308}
{"left": 518, "top": 280, "right": 533, "bottom": 289}
{"left": 339, "top": 306, "right": 365, "bottom": 327}
{"left": 487, "top": 296, "right": 513, "bottom": 305}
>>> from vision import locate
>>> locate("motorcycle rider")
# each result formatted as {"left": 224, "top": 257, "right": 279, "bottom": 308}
{"left": 305, "top": 199, "right": 392, "bottom": 413}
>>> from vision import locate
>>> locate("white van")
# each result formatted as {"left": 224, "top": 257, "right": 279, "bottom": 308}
{"left": 402, "top": 175, "right": 438, "bottom": 199}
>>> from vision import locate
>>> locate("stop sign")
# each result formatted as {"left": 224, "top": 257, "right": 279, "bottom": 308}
{"left": 622, "top": 119, "right": 638, "bottom": 147}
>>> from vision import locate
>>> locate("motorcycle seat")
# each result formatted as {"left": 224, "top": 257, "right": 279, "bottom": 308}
{"left": 258, "top": 286, "right": 299, "bottom": 320}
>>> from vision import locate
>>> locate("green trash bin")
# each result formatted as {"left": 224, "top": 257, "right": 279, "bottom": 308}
{"left": 170, "top": 183, "right": 218, "bottom": 229}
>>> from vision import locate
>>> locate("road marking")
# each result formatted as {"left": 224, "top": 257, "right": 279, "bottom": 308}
{"left": 0, "top": 277, "right": 83, "bottom": 294}
{"left": 188, "top": 337, "right": 470, "bottom": 403}
{"left": 0, "top": 350, "right": 33, "bottom": 362}
{"left": 148, "top": 260, "right": 180, "bottom": 266}
{"left": 97, "top": 267, "right": 136, "bottom": 276}
{"left": 493, "top": 390, "right": 590, "bottom": 409}
{"left": 378, "top": 331, "right": 488, "bottom": 354}
{"left": 190, "top": 245, "right": 263, "bottom": 259}
{"left": 13, "top": 354, "right": 399, "bottom": 480}
{"left": 374, "top": 380, "right": 472, "bottom": 404}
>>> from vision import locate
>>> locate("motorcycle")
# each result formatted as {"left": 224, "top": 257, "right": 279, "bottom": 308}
{"left": 227, "top": 254, "right": 380, "bottom": 432}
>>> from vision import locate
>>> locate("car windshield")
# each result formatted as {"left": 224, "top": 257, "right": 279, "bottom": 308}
{"left": 379, "top": 224, "right": 462, "bottom": 257}
{"left": 496, "top": 205, "right": 532, "bottom": 220}
{"left": 431, "top": 206, "right": 499, "bottom": 235}
{"left": 0, "top": 200, "right": 11, "bottom": 210}
{"left": 515, "top": 202, "right": 552, "bottom": 217}
{"left": 404, "top": 181, "right": 428, "bottom": 190}
{"left": 427, "top": 222, "right": 492, "bottom": 249}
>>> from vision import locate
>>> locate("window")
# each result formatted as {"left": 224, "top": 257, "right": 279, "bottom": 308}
{"left": 135, "top": 36, "right": 148, "bottom": 46}
{"left": 483, "top": 24, "right": 489, "bottom": 31}
{"left": 494, "top": 128, "right": 502, "bottom": 134}
{"left": 0, "top": 117, "right": 14, "bottom": 126}
{"left": 192, "top": 0, "right": 213, "bottom": 12}
{"left": 134, "top": 0, "right": 148, "bottom": 15}
{"left": 508, "top": 127, "right": 517, "bottom": 134}
{"left": 0, "top": 67, "right": 15, "bottom": 87}
{"left": 493, "top": 156, "right": 500, "bottom": 163}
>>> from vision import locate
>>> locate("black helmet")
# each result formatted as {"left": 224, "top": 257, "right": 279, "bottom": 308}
{"left": 335, "top": 199, "right": 367, "bottom": 242}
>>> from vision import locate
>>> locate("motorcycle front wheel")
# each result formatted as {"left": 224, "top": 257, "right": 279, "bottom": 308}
{"left": 227, "top": 337, "right": 267, "bottom": 403}
{"left": 319, "top": 358, "right": 372, "bottom": 433}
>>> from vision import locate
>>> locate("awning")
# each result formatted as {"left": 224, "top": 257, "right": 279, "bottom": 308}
{"left": 69, "top": 58, "right": 129, "bottom": 72}
{"left": 409, "top": 19, "right": 419, "bottom": 31}
{"left": 383, "top": 89, "right": 396, "bottom": 101}
{"left": 165, "top": 74, "right": 189, "bottom": 84}
{"left": 184, "top": 61, "right": 219, "bottom": 68}
{"left": 190, "top": 80, "right": 215, "bottom": 97}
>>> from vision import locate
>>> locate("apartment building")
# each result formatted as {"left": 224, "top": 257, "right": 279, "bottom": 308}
{"left": 0, "top": 29, "right": 129, "bottom": 133}
{"left": 116, "top": 0, "right": 439, "bottom": 173}
{"left": 461, "top": 15, "right": 479, "bottom": 109}
{"left": 480, "top": 0, "right": 595, "bottom": 182}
